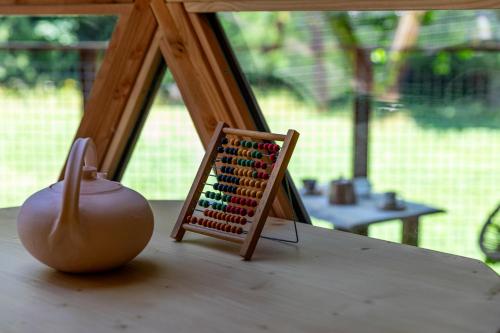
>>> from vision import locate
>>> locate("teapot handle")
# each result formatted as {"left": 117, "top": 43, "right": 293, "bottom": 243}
{"left": 58, "top": 138, "right": 97, "bottom": 225}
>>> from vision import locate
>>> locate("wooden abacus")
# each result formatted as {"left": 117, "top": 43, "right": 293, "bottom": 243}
{"left": 171, "top": 121, "right": 299, "bottom": 260}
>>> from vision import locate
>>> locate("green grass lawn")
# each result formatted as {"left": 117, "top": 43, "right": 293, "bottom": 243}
{"left": 1, "top": 87, "right": 498, "bottom": 271}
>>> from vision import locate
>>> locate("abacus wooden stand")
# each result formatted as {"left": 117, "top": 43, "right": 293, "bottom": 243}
{"left": 171, "top": 122, "right": 299, "bottom": 260}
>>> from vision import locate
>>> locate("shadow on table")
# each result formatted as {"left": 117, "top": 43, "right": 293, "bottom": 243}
{"left": 33, "top": 257, "right": 162, "bottom": 290}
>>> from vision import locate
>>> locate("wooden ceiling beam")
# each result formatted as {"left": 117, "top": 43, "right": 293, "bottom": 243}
{"left": 0, "top": 1, "right": 133, "bottom": 15}
{"left": 178, "top": 0, "right": 500, "bottom": 12}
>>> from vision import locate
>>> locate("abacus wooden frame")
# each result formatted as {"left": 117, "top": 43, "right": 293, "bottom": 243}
{"left": 171, "top": 121, "right": 300, "bottom": 260}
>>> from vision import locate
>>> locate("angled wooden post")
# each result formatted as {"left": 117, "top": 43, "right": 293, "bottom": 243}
{"left": 62, "top": 0, "right": 158, "bottom": 179}
{"left": 151, "top": 0, "right": 297, "bottom": 220}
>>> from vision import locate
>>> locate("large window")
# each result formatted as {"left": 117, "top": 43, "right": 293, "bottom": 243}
{"left": 218, "top": 11, "right": 500, "bottom": 261}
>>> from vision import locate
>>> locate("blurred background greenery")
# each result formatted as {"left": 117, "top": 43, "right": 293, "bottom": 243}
{"left": 0, "top": 11, "right": 498, "bottom": 270}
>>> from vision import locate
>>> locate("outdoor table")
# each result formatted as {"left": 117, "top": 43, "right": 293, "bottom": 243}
{"left": 0, "top": 200, "right": 497, "bottom": 333}
{"left": 300, "top": 190, "right": 444, "bottom": 246}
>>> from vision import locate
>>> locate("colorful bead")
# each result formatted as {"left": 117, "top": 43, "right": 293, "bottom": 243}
{"left": 248, "top": 209, "right": 255, "bottom": 217}
{"left": 257, "top": 191, "right": 263, "bottom": 199}
{"left": 221, "top": 137, "right": 228, "bottom": 145}
{"left": 234, "top": 140, "right": 240, "bottom": 146}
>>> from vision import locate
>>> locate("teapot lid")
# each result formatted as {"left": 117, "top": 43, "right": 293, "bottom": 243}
{"left": 50, "top": 166, "right": 122, "bottom": 194}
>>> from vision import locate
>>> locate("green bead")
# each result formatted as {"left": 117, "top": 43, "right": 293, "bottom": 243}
{"left": 252, "top": 171, "right": 258, "bottom": 178}
{"left": 253, "top": 142, "right": 259, "bottom": 149}
{"left": 256, "top": 152, "right": 262, "bottom": 159}
{"left": 205, "top": 192, "right": 210, "bottom": 199}
{"left": 246, "top": 141, "right": 253, "bottom": 148}
{"left": 215, "top": 193, "right": 221, "bottom": 200}
{"left": 246, "top": 160, "right": 252, "bottom": 167}
{"left": 199, "top": 199, "right": 204, "bottom": 206}
{"left": 205, "top": 201, "right": 210, "bottom": 208}
{"left": 240, "top": 140, "right": 246, "bottom": 147}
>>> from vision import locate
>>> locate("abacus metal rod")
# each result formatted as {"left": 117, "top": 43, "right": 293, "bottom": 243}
{"left": 223, "top": 128, "right": 287, "bottom": 141}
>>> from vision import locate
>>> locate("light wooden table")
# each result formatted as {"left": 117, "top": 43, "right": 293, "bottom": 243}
{"left": 0, "top": 200, "right": 498, "bottom": 333}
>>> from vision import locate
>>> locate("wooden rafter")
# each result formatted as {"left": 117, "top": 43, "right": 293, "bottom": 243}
{"left": 68, "top": 0, "right": 157, "bottom": 175}
{"left": 151, "top": 0, "right": 296, "bottom": 219}
{"left": 101, "top": 29, "right": 164, "bottom": 176}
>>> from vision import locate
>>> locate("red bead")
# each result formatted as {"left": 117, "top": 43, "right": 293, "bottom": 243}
{"left": 240, "top": 217, "right": 247, "bottom": 225}
{"left": 198, "top": 218, "right": 203, "bottom": 226}
{"left": 263, "top": 173, "right": 269, "bottom": 180}
{"left": 202, "top": 219, "right": 208, "bottom": 227}
{"left": 261, "top": 163, "right": 267, "bottom": 169}
{"left": 240, "top": 208, "right": 247, "bottom": 216}
{"left": 236, "top": 227, "right": 243, "bottom": 234}
{"left": 254, "top": 161, "right": 261, "bottom": 168}
{"left": 258, "top": 143, "right": 264, "bottom": 150}
{"left": 231, "top": 225, "right": 238, "bottom": 233}
{"left": 240, "top": 198, "right": 246, "bottom": 206}
{"left": 248, "top": 209, "right": 255, "bottom": 217}
{"left": 224, "top": 224, "right": 232, "bottom": 232}
{"left": 186, "top": 215, "right": 191, "bottom": 223}
{"left": 190, "top": 216, "right": 196, "bottom": 224}
{"left": 252, "top": 200, "right": 258, "bottom": 207}
{"left": 203, "top": 210, "right": 208, "bottom": 216}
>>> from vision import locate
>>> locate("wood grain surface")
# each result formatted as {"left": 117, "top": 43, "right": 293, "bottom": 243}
{"left": 0, "top": 201, "right": 498, "bottom": 333}
{"left": 181, "top": 0, "right": 500, "bottom": 12}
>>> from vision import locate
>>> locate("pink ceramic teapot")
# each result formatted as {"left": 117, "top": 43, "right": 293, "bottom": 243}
{"left": 17, "top": 138, "right": 154, "bottom": 273}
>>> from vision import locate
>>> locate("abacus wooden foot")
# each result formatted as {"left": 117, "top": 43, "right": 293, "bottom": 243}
{"left": 171, "top": 121, "right": 299, "bottom": 260}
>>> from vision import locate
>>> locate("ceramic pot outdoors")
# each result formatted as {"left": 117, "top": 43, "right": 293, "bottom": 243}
{"left": 17, "top": 138, "right": 154, "bottom": 273}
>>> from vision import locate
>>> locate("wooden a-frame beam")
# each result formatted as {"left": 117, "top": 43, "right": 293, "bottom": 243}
{"left": 66, "top": 0, "right": 157, "bottom": 175}
{"left": 101, "top": 29, "right": 164, "bottom": 177}
{"left": 151, "top": 0, "right": 296, "bottom": 219}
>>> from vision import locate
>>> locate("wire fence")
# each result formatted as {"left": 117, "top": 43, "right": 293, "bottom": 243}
{"left": 0, "top": 11, "right": 498, "bottom": 269}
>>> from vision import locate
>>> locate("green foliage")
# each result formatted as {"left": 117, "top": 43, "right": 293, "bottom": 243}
{"left": 0, "top": 16, "right": 116, "bottom": 88}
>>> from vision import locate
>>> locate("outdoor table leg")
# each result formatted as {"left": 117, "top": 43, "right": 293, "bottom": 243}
{"left": 351, "top": 225, "right": 368, "bottom": 236}
{"left": 402, "top": 216, "right": 419, "bottom": 246}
